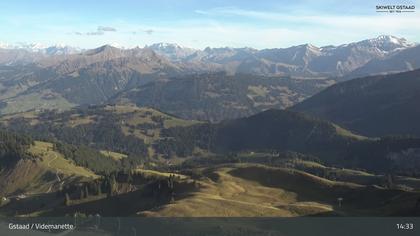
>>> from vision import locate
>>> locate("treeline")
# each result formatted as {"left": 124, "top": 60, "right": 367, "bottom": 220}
{"left": 54, "top": 142, "right": 121, "bottom": 174}
{"left": 0, "top": 129, "right": 34, "bottom": 167}
{"left": 60, "top": 170, "right": 184, "bottom": 206}
{"left": 156, "top": 112, "right": 420, "bottom": 176}
{"left": 154, "top": 124, "right": 214, "bottom": 157}
{"left": 346, "top": 136, "right": 420, "bottom": 175}
{"left": 155, "top": 110, "right": 357, "bottom": 158}
{"left": 60, "top": 174, "right": 120, "bottom": 205}
{"left": 54, "top": 141, "right": 148, "bottom": 174}
{"left": 175, "top": 151, "right": 321, "bottom": 170}
{"left": 52, "top": 120, "right": 147, "bottom": 157}
{"left": 2, "top": 108, "right": 148, "bottom": 158}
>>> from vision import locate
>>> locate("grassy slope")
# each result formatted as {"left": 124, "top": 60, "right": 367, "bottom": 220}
{"left": 333, "top": 124, "right": 368, "bottom": 141}
{"left": 0, "top": 90, "right": 75, "bottom": 115}
{"left": 133, "top": 168, "right": 187, "bottom": 179}
{"left": 140, "top": 164, "right": 338, "bottom": 217}
{"left": 0, "top": 104, "right": 200, "bottom": 159}
{"left": 291, "top": 159, "right": 420, "bottom": 191}
{"left": 140, "top": 164, "right": 420, "bottom": 217}
{"left": 0, "top": 141, "right": 97, "bottom": 196}
{"left": 106, "top": 105, "right": 200, "bottom": 143}
{"left": 28, "top": 141, "right": 97, "bottom": 178}
{"left": 100, "top": 150, "right": 127, "bottom": 160}
{"left": 3, "top": 162, "right": 419, "bottom": 217}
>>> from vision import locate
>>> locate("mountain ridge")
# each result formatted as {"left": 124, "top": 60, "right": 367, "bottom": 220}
{"left": 0, "top": 35, "right": 419, "bottom": 121}
{"left": 291, "top": 68, "right": 420, "bottom": 137}
{"left": 1, "top": 35, "right": 417, "bottom": 78}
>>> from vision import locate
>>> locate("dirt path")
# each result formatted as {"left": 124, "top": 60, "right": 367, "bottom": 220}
{"left": 46, "top": 154, "right": 63, "bottom": 193}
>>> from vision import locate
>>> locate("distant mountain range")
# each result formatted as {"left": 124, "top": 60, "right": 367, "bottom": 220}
{"left": 292, "top": 69, "right": 420, "bottom": 137}
{"left": 0, "top": 35, "right": 419, "bottom": 121}
{"left": 1, "top": 35, "right": 418, "bottom": 77}
{"left": 0, "top": 42, "right": 82, "bottom": 54}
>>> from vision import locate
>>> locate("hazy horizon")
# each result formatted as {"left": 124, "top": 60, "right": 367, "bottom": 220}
{"left": 1, "top": 0, "right": 419, "bottom": 49}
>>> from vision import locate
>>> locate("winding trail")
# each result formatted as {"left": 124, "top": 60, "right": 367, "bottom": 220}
{"left": 46, "top": 153, "right": 63, "bottom": 193}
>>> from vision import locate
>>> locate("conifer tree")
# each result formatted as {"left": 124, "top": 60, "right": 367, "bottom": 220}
{"left": 85, "top": 185, "right": 89, "bottom": 198}
{"left": 65, "top": 193, "right": 71, "bottom": 206}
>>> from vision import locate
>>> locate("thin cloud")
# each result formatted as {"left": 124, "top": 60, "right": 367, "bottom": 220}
{"left": 131, "top": 29, "right": 154, "bottom": 35}
{"left": 194, "top": 7, "right": 420, "bottom": 32}
{"left": 77, "top": 26, "right": 117, "bottom": 36}
{"left": 98, "top": 26, "right": 117, "bottom": 32}
{"left": 86, "top": 31, "right": 104, "bottom": 36}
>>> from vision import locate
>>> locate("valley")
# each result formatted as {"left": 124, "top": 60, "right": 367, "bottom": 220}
{"left": 1, "top": 35, "right": 419, "bottom": 121}
{"left": 1, "top": 35, "right": 420, "bottom": 218}
{"left": 1, "top": 102, "right": 420, "bottom": 217}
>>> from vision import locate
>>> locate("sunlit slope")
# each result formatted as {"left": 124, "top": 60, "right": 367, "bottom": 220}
{"left": 140, "top": 164, "right": 420, "bottom": 217}
{"left": 0, "top": 104, "right": 200, "bottom": 159}
{"left": 0, "top": 141, "right": 97, "bottom": 196}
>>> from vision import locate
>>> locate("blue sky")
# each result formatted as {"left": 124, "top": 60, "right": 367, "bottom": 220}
{"left": 0, "top": 0, "right": 419, "bottom": 49}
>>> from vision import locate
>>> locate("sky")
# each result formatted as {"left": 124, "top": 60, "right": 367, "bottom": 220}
{"left": 0, "top": 0, "right": 419, "bottom": 49}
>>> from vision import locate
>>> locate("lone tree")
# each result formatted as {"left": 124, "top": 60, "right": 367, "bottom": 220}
{"left": 64, "top": 193, "right": 71, "bottom": 206}
{"left": 386, "top": 173, "right": 395, "bottom": 189}
{"left": 80, "top": 189, "right": 85, "bottom": 199}
{"left": 108, "top": 174, "right": 117, "bottom": 197}
{"left": 85, "top": 185, "right": 89, "bottom": 198}
{"left": 168, "top": 175, "right": 175, "bottom": 202}
{"left": 337, "top": 197, "right": 343, "bottom": 208}
{"left": 127, "top": 172, "right": 133, "bottom": 184}
{"left": 97, "top": 182, "right": 102, "bottom": 195}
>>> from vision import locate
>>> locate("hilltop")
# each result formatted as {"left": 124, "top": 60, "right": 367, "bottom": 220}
{"left": 292, "top": 69, "right": 420, "bottom": 137}
{"left": 3, "top": 161, "right": 420, "bottom": 217}
{"left": 0, "top": 131, "right": 97, "bottom": 197}
{"left": 155, "top": 109, "right": 366, "bottom": 162}
{"left": 0, "top": 104, "right": 200, "bottom": 162}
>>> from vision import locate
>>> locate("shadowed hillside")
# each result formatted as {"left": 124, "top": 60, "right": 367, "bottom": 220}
{"left": 292, "top": 69, "right": 420, "bottom": 137}
{"left": 156, "top": 109, "right": 366, "bottom": 162}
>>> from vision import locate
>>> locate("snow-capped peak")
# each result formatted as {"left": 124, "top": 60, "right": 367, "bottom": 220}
{"left": 0, "top": 42, "right": 13, "bottom": 49}
{"left": 108, "top": 42, "right": 126, "bottom": 49}
{"left": 15, "top": 42, "right": 46, "bottom": 51}
{"left": 0, "top": 42, "right": 46, "bottom": 52}
{"left": 146, "top": 42, "right": 196, "bottom": 61}
{"left": 44, "top": 45, "right": 82, "bottom": 55}
{"left": 361, "top": 35, "right": 415, "bottom": 51}
{"left": 148, "top": 42, "right": 183, "bottom": 50}
{"left": 0, "top": 42, "right": 82, "bottom": 55}
{"left": 375, "top": 35, "right": 410, "bottom": 45}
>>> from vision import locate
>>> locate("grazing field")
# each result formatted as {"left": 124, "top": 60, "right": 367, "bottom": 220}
{"left": 0, "top": 141, "right": 97, "bottom": 196}
{"left": 28, "top": 141, "right": 98, "bottom": 178}
{"left": 100, "top": 150, "right": 128, "bottom": 160}
{"left": 139, "top": 164, "right": 420, "bottom": 217}
{"left": 2, "top": 160, "right": 420, "bottom": 217}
